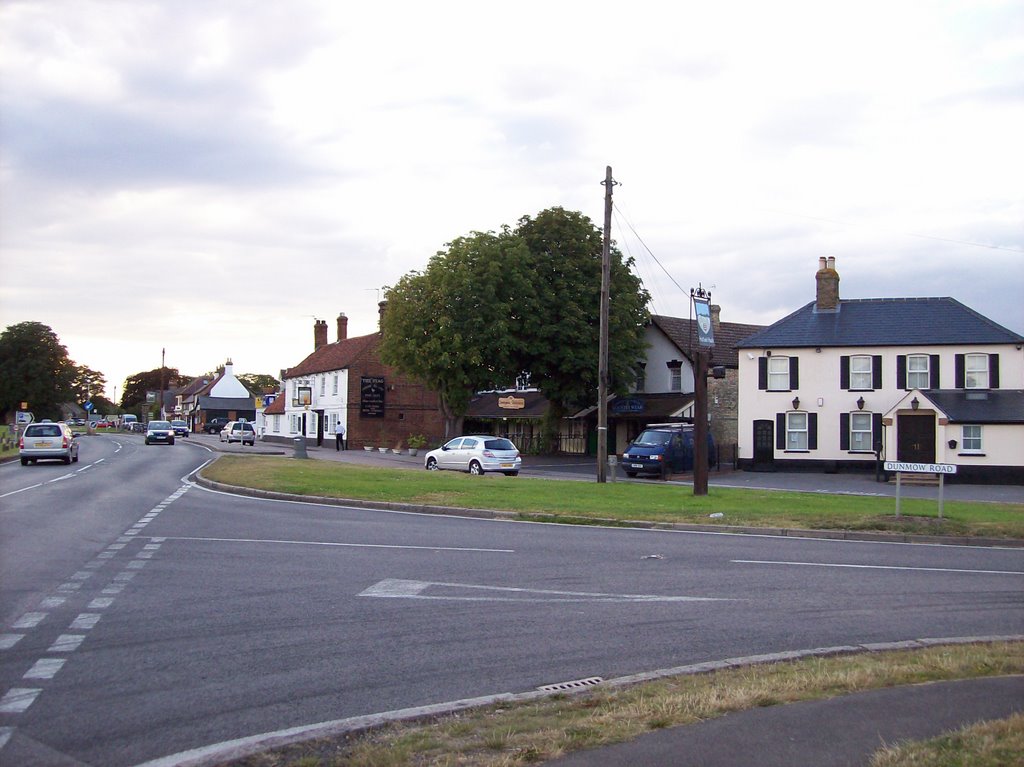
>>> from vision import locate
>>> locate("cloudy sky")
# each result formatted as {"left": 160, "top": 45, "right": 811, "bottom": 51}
{"left": 1, "top": 0, "right": 1021, "bottom": 401}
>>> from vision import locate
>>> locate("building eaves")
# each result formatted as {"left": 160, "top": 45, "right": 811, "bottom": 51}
{"left": 650, "top": 315, "right": 765, "bottom": 367}
{"left": 284, "top": 333, "right": 380, "bottom": 378}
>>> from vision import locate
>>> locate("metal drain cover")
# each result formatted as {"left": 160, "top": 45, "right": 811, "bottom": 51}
{"left": 538, "top": 676, "right": 604, "bottom": 692}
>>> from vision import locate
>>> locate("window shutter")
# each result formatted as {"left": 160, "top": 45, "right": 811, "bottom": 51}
{"left": 955, "top": 354, "right": 965, "bottom": 389}
{"left": 840, "top": 356, "right": 850, "bottom": 390}
{"left": 808, "top": 413, "right": 818, "bottom": 450}
{"left": 930, "top": 355, "right": 940, "bottom": 389}
{"left": 758, "top": 357, "right": 768, "bottom": 390}
{"left": 872, "top": 355, "right": 882, "bottom": 390}
{"left": 872, "top": 413, "right": 883, "bottom": 452}
{"left": 839, "top": 412, "right": 850, "bottom": 450}
{"left": 990, "top": 354, "right": 1000, "bottom": 389}
{"left": 896, "top": 355, "right": 906, "bottom": 389}
{"left": 776, "top": 413, "right": 786, "bottom": 450}
{"left": 789, "top": 357, "right": 799, "bottom": 390}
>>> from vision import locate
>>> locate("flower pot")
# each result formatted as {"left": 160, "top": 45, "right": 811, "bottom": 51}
{"left": 363, "top": 445, "right": 373, "bottom": 451}
{"left": 378, "top": 447, "right": 388, "bottom": 453}
{"left": 409, "top": 448, "right": 419, "bottom": 457}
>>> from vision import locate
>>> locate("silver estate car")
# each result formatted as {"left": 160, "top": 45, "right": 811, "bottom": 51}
{"left": 20, "top": 422, "right": 79, "bottom": 465}
{"left": 423, "top": 435, "right": 521, "bottom": 476}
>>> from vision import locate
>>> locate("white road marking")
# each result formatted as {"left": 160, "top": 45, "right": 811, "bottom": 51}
{"left": 102, "top": 584, "right": 125, "bottom": 595}
{"left": 69, "top": 614, "right": 101, "bottom": 630}
{"left": 108, "top": 543, "right": 126, "bottom": 550}
{"left": 48, "top": 634, "right": 85, "bottom": 652}
{"left": 57, "top": 582, "right": 82, "bottom": 592}
{"left": 88, "top": 597, "right": 115, "bottom": 609}
{"left": 12, "top": 613, "right": 46, "bottom": 629}
{"left": 46, "top": 474, "right": 74, "bottom": 484}
{"left": 0, "top": 483, "right": 43, "bottom": 499}
{"left": 126, "top": 560, "right": 147, "bottom": 569}
{"left": 40, "top": 597, "right": 65, "bottom": 609}
{"left": 0, "top": 635, "right": 24, "bottom": 650}
{"left": 731, "top": 559, "right": 1024, "bottom": 576}
{"left": 76, "top": 464, "right": 92, "bottom": 472}
{"left": 0, "top": 727, "right": 12, "bottom": 750}
{"left": 158, "top": 536, "right": 516, "bottom": 554}
{"left": 23, "top": 659, "right": 65, "bottom": 680}
{"left": 0, "top": 688, "right": 41, "bottom": 714}
{"left": 114, "top": 572, "right": 137, "bottom": 582}
{"left": 71, "top": 571, "right": 93, "bottom": 581}
{"left": 359, "top": 579, "right": 729, "bottom": 603}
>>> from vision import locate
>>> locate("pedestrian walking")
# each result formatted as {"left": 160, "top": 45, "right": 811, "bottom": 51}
{"left": 335, "top": 419, "right": 346, "bottom": 451}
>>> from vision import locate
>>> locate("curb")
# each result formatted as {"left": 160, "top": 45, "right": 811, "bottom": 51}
{"left": 193, "top": 466, "right": 1023, "bottom": 548}
{"left": 134, "top": 635, "right": 1024, "bottom": 767}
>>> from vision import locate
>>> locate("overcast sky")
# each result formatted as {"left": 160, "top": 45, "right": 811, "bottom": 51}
{"left": 1, "top": 0, "right": 1021, "bottom": 401}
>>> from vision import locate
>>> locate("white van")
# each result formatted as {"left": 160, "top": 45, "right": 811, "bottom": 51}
{"left": 121, "top": 414, "right": 138, "bottom": 430}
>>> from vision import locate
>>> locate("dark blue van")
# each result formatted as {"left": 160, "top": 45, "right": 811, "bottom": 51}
{"left": 620, "top": 423, "right": 716, "bottom": 479}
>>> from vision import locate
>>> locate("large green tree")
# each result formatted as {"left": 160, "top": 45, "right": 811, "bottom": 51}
{"left": 237, "top": 373, "right": 279, "bottom": 394}
{"left": 0, "top": 321, "right": 78, "bottom": 421}
{"left": 514, "top": 207, "right": 650, "bottom": 418}
{"left": 380, "top": 229, "right": 535, "bottom": 437}
{"left": 70, "top": 365, "right": 108, "bottom": 404}
{"left": 120, "top": 367, "right": 182, "bottom": 409}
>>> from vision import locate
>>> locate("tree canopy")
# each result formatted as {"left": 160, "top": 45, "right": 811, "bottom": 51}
{"left": 0, "top": 321, "right": 79, "bottom": 421}
{"left": 120, "top": 367, "right": 183, "bottom": 409}
{"left": 380, "top": 207, "right": 650, "bottom": 433}
{"left": 237, "top": 373, "right": 280, "bottom": 394}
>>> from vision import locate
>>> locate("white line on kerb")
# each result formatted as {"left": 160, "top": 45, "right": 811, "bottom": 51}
{"left": 732, "top": 559, "right": 1024, "bottom": 576}
{"left": 157, "top": 536, "right": 515, "bottom": 554}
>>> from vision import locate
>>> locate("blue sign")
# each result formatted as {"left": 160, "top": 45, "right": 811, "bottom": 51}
{"left": 612, "top": 397, "right": 645, "bottom": 414}
{"left": 83, "top": 401, "right": 94, "bottom": 412}
{"left": 694, "top": 297, "right": 715, "bottom": 347}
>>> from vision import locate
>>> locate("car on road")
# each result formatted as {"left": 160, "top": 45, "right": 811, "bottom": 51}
{"left": 170, "top": 419, "right": 190, "bottom": 438}
{"left": 145, "top": 420, "right": 176, "bottom": 445}
{"left": 424, "top": 435, "right": 521, "bottom": 476}
{"left": 203, "top": 417, "right": 231, "bottom": 434}
{"left": 220, "top": 421, "right": 255, "bottom": 446}
{"left": 20, "top": 422, "right": 79, "bottom": 465}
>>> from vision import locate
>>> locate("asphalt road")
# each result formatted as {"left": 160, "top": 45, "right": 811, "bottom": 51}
{"left": 1, "top": 433, "right": 1022, "bottom": 766}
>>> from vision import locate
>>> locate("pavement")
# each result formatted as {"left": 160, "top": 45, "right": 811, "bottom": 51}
{"left": 139, "top": 432, "right": 1024, "bottom": 765}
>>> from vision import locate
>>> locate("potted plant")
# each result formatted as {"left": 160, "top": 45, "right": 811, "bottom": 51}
{"left": 393, "top": 441, "right": 404, "bottom": 455}
{"left": 407, "top": 434, "right": 427, "bottom": 456}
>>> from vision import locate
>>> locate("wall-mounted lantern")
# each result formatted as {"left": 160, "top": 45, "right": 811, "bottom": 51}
{"left": 948, "top": 439, "right": 958, "bottom": 449}
{"left": 792, "top": 396, "right": 800, "bottom": 410}
{"left": 910, "top": 396, "right": 920, "bottom": 410}
{"left": 856, "top": 396, "right": 865, "bottom": 410}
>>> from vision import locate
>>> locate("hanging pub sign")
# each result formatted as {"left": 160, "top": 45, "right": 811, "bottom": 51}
{"left": 360, "top": 376, "right": 385, "bottom": 417}
{"left": 693, "top": 295, "right": 715, "bottom": 347}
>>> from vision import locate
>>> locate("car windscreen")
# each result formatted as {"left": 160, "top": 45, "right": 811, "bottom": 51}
{"left": 171, "top": 421, "right": 186, "bottom": 426}
{"left": 149, "top": 421, "right": 171, "bottom": 429}
{"left": 484, "top": 438, "right": 515, "bottom": 450}
{"left": 26, "top": 425, "right": 62, "bottom": 437}
{"left": 632, "top": 430, "right": 673, "bottom": 446}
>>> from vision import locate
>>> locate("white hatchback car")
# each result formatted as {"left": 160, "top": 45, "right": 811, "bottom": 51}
{"left": 423, "top": 435, "right": 521, "bottom": 476}
{"left": 220, "top": 421, "right": 256, "bottom": 446}
{"left": 20, "top": 422, "right": 80, "bottom": 465}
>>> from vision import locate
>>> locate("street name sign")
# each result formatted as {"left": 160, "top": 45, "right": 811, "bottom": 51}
{"left": 884, "top": 461, "right": 957, "bottom": 474}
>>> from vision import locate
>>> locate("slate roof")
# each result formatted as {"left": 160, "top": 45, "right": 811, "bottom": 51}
{"left": 737, "top": 298, "right": 1024, "bottom": 349}
{"left": 924, "top": 389, "right": 1024, "bottom": 424}
{"left": 284, "top": 333, "right": 380, "bottom": 378}
{"left": 198, "top": 396, "right": 255, "bottom": 410}
{"left": 650, "top": 315, "right": 764, "bottom": 367}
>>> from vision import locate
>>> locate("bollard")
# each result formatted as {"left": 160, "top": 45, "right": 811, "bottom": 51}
{"left": 607, "top": 454, "right": 618, "bottom": 483}
{"left": 293, "top": 437, "right": 308, "bottom": 459}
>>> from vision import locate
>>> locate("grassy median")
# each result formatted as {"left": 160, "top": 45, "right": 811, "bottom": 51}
{"left": 226, "top": 641, "right": 1023, "bottom": 767}
{"left": 201, "top": 455, "right": 1024, "bottom": 539}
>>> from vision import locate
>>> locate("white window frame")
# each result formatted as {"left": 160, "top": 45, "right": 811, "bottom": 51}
{"left": 961, "top": 424, "right": 982, "bottom": 453}
{"left": 332, "top": 374, "right": 339, "bottom": 396}
{"left": 786, "top": 411, "right": 808, "bottom": 451}
{"left": 767, "top": 356, "right": 789, "bottom": 391}
{"left": 669, "top": 367, "right": 681, "bottom": 392}
{"left": 850, "top": 412, "right": 873, "bottom": 452}
{"left": 273, "top": 415, "right": 280, "bottom": 433}
{"left": 965, "top": 354, "right": 989, "bottom": 389}
{"left": 907, "top": 355, "right": 929, "bottom": 389}
{"left": 850, "top": 355, "right": 873, "bottom": 390}
{"left": 319, "top": 375, "right": 325, "bottom": 397}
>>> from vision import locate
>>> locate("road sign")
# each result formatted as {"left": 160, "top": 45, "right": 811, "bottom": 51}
{"left": 884, "top": 461, "right": 957, "bottom": 474}
{"left": 15, "top": 411, "right": 34, "bottom": 425}
{"left": 83, "top": 401, "right": 94, "bottom": 412}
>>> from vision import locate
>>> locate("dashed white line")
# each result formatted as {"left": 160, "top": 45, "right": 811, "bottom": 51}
{"left": 88, "top": 597, "right": 114, "bottom": 609}
{"left": 0, "top": 483, "right": 43, "bottom": 499}
{"left": 0, "top": 688, "right": 41, "bottom": 714}
{"left": 12, "top": 613, "right": 46, "bottom": 629}
{"left": 40, "top": 597, "right": 65, "bottom": 609}
{"left": 69, "top": 614, "right": 101, "bottom": 630}
{"left": 46, "top": 474, "right": 75, "bottom": 484}
{"left": 23, "top": 659, "right": 65, "bottom": 680}
{"left": 0, "top": 635, "right": 24, "bottom": 650}
{"left": 47, "top": 634, "right": 85, "bottom": 652}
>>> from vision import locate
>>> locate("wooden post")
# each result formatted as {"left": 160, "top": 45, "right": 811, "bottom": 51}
{"left": 597, "top": 166, "right": 614, "bottom": 483}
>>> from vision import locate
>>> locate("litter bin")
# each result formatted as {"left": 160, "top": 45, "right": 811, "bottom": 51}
{"left": 293, "top": 437, "right": 308, "bottom": 459}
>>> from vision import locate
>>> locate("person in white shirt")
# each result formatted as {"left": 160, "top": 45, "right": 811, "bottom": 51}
{"left": 334, "top": 420, "right": 346, "bottom": 451}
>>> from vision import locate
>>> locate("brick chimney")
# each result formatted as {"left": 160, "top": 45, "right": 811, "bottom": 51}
{"left": 378, "top": 300, "right": 388, "bottom": 329}
{"left": 337, "top": 312, "right": 348, "bottom": 342}
{"left": 710, "top": 304, "right": 721, "bottom": 333}
{"left": 815, "top": 256, "right": 840, "bottom": 312}
{"left": 314, "top": 319, "right": 328, "bottom": 350}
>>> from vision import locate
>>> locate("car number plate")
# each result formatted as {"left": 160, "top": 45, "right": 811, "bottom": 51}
{"left": 500, "top": 463, "right": 513, "bottom": 468}
{"left": 631, "top": 463, "right": 643, "bottom": 469}
{"left": 36, "top": 440, "right": 53, "bottom": 447}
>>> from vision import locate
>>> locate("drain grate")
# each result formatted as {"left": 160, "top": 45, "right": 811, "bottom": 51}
{"left": 538, "top": 676, "right": 604, "bottom": 692}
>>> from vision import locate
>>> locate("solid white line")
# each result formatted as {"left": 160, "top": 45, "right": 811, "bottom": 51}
{"left": 158, "top": 536, "right": 515, "bottom": 553}
{"left": 0, "top": 688, "right": 40, "bottom": 714}
{"left": 731, "top": 559, "right": 1024, "bottom": 575}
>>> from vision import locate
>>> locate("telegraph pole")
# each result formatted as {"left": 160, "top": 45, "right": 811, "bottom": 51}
{"left": 159, "top": 347, "right": 166, "bottom": 420}
{"left": 690, "top": 286, "right": 713, "bottom": 496}
{"left": 597, "top": 166, "right": 616, "bottom": 483}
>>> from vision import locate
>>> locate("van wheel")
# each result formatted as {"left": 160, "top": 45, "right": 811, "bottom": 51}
{"left": 468, "top": 461, "right": 484, "bottom": 476}
{"left": 625, "top": 471, "right": 637, "bottom": 478}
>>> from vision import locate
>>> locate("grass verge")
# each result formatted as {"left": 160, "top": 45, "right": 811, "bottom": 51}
{"left": 870, "top": 712, "right": 1024, "bottom": 767}
{"left": 201, "top": 456, "right": 1024, "bottom": 539}
{"left": 224, "top": 641, "right": 1024, "bottom": 767}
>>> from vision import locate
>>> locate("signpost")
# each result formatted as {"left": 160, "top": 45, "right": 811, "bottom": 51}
{"left": 884, "top": 461, "right": 957, "bottom": 519}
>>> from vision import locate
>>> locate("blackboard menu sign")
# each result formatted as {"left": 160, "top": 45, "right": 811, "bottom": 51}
{"left": 360, "top": 376, "right": 385, "bottom": 417}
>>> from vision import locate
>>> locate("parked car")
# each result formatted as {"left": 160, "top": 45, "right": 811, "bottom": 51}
{"left": 423, "top": 435, "right": 521, "bottom": 476}
{"left": 145, "top": 420, "right": 175, "bottom": 445}
{"left": 220, "top": 421, "right": 255, "bottom": 446}
{"left": 170, "top": 419, "right": 190, "bottom": 437}
{"left": 203, "top": 417, "right": 231, "bottom": 434}
{"left": 621, "top": 423, "right": 716, "bottom": 479}
{"left": 20, "top": 422, "right": 79, "bottom": 465}
{"left": 130, "top": 421, "right": 146, "bottom": 433}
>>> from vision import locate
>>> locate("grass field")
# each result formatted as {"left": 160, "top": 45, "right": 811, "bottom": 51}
{"left": 202, "top": 455, "right": 1024, "bottom": 539}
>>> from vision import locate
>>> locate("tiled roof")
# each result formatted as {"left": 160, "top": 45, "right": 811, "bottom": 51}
{"left": 650, "top": 315, "right": 765, "bottom": 368}
{"left": 466, "top": 390, "right": 550, "bottom": 419}
{"left": 263, "top": 395, "right": 286, "bottom": 415}
{"left": 284, "top": 333, "right": 380, "bottom": 378}
{"left": 925, "top": 389, "right": 1024, "bottom": 424}
{"left": 737, "top": 298, "right": 1024, "bottom": 349}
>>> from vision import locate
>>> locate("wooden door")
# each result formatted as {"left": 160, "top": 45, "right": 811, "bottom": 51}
{"left": 897, "top": 414, "right": 935, "bottom": 463}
